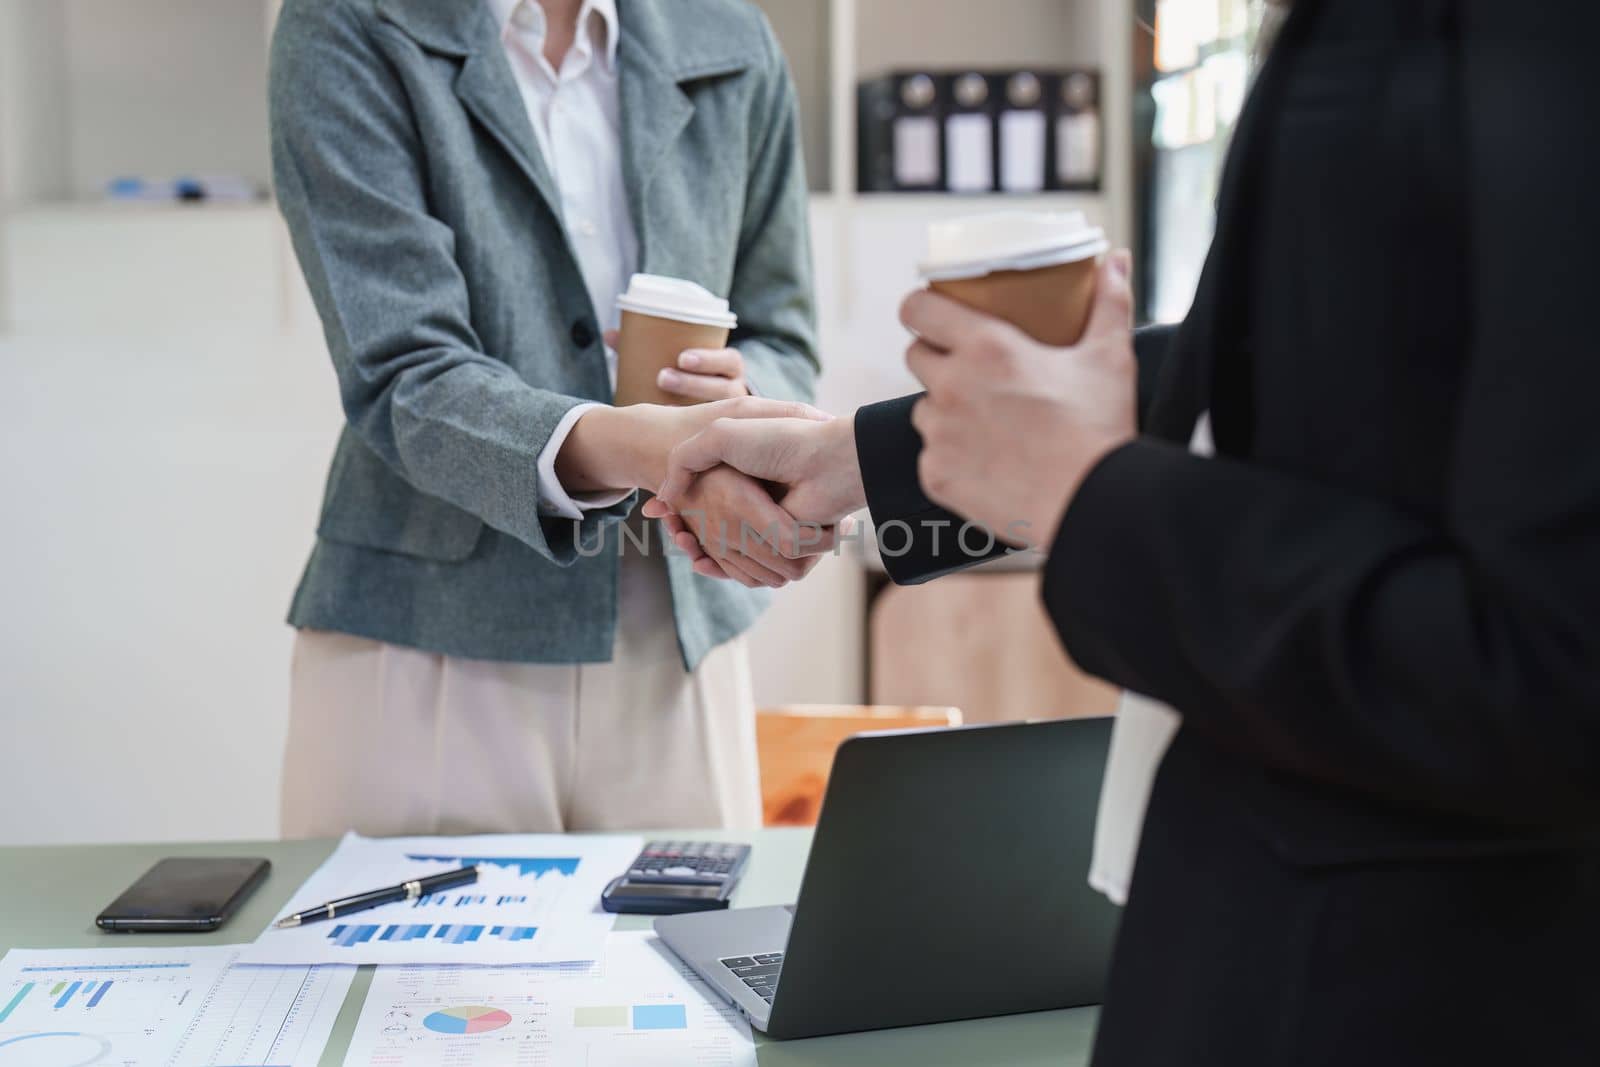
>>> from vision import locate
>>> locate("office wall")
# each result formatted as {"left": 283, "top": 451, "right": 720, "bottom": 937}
{"left": 0, "top": 329, "right": 330, "bottom": 845}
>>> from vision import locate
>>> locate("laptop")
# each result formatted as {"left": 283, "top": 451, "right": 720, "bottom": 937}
{"left": 655, "top": 717, "right": 1119, "bottom": 1040}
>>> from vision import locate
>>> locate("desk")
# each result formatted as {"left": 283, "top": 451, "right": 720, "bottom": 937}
{"left": 0, "top": 831, "right": 1098, "bottom": 1066}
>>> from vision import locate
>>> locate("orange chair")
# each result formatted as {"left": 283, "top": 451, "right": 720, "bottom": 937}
{"left": 756, "top": 704, "right": 963, "bottom": 826}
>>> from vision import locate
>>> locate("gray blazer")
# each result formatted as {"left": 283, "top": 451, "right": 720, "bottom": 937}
{"left": 270, "top": 0, "right": 818, "bottom": 668}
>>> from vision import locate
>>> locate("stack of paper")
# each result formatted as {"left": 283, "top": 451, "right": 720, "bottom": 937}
{"left": 343, "top": 931, "right": 756, "bottom": 1067}
{"left": 0, "top": 945, "right": 352, "bottom": 1067}
{"left": 244, "top": 833, "right": 642, "bottom": 966}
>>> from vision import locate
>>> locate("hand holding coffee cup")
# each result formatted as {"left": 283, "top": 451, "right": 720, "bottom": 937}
{"left": 614, "top": 274, "right": 743, "bottom": 406}
{"left": 917, "top": 211, "right": 1109, "bottom": 345}
{"left": 900, "top": 242, "right": 1137, "bottom": 550}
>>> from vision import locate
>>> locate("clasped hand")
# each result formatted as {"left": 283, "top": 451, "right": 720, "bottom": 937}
{"left": 643, "top": 250, "right": 1140, "bottom": 584}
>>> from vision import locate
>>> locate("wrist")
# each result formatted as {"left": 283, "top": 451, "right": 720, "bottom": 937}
{"left": 556, "top": 405, "right": 663, "bottom": 494}
{"left": 822, "top": 413, "right": 868, "bottom": 514}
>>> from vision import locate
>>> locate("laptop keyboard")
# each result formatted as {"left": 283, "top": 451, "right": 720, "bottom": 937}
{"left": 719, "top": 952, "right": 784, "bottom": 1004}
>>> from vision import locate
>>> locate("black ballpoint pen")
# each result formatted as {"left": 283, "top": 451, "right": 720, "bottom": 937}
{"left": 272, "top": 864, "right": 484, "bottom": 928}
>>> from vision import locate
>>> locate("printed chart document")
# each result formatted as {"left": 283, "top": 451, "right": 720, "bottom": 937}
{"left": 0, "top": 945, "right": 352, "bottom": 1067}
{"left": 343, "top": 931, "right": 756, "bottom": 1067}
{"left": 244, "top": 833, "right": 641, "bottom": 966}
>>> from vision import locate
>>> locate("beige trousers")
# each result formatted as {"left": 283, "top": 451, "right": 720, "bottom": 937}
{"left": 280, "top": 546, "right": 761, "bottom": 837}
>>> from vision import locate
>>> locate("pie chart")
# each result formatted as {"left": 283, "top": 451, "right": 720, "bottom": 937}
{"left": 423, "top": 1005, "right": 513, "bottom": 1035}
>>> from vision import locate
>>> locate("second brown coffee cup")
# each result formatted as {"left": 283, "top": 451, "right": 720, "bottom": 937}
{"left": 613, "top": 274, "right": 739, "bottom": 407}
{"left": 919, "top": 211, "right": 1108, "bottom": 346}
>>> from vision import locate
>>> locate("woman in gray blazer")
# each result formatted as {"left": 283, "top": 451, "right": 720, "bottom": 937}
{"left": 269, "top": 0, "right": 820, "bottom": 835}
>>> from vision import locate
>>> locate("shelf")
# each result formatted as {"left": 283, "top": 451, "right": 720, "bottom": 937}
{"left": 1, "top": 0, "right": 1134, "bottom": 339}
{"left": 0, "top": 0, "right": 272, "bottom": 204}
{"left": 8, "top": 200, "right": 276, "bottom": 220}
{"left": 850, "top": 190, "right": 1109, "bottom": 215}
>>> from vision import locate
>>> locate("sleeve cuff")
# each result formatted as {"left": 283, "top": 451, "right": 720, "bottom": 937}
{"left": 856, "top": 394, "right": 931, "bottom": 521}
{"left": 536, "top": 403, "right": 635, "bottom": 521}
{"left": 1041, "top": 437, "right": 1194, "bottom": 690}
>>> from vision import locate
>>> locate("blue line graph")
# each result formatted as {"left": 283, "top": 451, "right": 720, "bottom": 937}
{"left": 403, "top": 854, "right": 580, "bottom": 877}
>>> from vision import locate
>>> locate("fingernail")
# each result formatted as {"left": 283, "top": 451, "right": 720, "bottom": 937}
{"left": 1112, "top": 250, "right": 1132, "bottom": 278}
{"left": 679, "top": 351, "right": 701, "bottom": 369}
{"left": 657, "top": 368, "right": 678, "bottom": 387}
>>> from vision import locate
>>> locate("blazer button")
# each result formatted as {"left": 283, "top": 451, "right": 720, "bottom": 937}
{"left": 570, "top": 319, "right": 596, "bottom": 349}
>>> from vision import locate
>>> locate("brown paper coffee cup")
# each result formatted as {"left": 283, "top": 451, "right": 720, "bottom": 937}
{"left": 919, "top": 211, "right": 1108, "bottom": 347}
{"left": 614, "top": 310, "right": 731, "bottom": 407}
{"left": 929, "top": 256, "right": 1099, "bottom": 347}
{"left": 613, "top": 273, "right": 739, "bottom": 406}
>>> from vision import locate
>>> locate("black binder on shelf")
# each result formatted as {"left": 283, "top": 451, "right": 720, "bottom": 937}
{"left": 1047, "top": 69, "right": 1103, "bottom": 191}
{"left": 941, "top": 71, "right": 998, "bottom": 194}
{"left": 994, "top": 71, "right": 1050, "bottom": 194}
{"left": 857, "top": 72, "right": 944, "bottom": 193}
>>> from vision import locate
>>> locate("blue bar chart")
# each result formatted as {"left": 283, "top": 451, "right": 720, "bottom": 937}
{"left": 0, "top": 984, "right": 31, "bottom": 1025}
{"left": 328, "top": 923, "right": 540, "bottom": 947}
{"left": 404, "top": 854, "right": 580, "bottom": 878}
{"left": 328, "top": 925, "right": 378, "bottom": 948}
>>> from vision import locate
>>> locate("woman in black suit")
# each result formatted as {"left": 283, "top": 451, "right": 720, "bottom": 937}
{"left": 651, "top": 1, "right": 1600, "bottom": 1062}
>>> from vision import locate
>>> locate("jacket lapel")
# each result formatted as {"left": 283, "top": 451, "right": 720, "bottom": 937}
{"left": 455, "top": 51, "right": 564, "bottom": 215}
{"left": 614, "top": 0, "right": 752, "bottom": 266}
{"left": 616, "top": 40, "right": 694, "bottom": 243}
{"left": 376, "top": 0, "right": 563, "bottom": 219}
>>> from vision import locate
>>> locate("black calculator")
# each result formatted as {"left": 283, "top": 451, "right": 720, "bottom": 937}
{"left": 600, "top": 840, "right": 751, "bottom": 915}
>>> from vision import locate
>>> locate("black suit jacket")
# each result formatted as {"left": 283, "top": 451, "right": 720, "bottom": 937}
{"left": 855, "top": 2, "right": 1600, "bottom": 1063}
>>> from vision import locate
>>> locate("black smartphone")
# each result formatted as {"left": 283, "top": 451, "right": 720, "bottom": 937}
{"left": 96, "top": 857, "right": 271, "bottom": 932}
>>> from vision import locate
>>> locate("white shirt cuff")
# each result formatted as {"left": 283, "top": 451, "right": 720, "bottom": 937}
{"left": 536, "top": 402, "right": 635, "bottom": 521}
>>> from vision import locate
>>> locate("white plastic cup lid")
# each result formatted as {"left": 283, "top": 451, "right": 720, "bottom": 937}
{"left": 616, "top": 274, "right": 738, "bottom": 330}
{"left": 918, "top": 211, "right": 1109, "bottom": 282}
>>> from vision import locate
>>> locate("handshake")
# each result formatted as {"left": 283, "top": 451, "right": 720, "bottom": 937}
{"left": 557, "top": 242, "right": 1138, "bottom": 590}
{"left": 642, "top": 402, "right": 864, "bottom": 589}
{"left": 558, "top": 209, "right": 1139, "bottom": 590}
{"left": 552, "top": 382, "right": 864, "bottom": 589}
